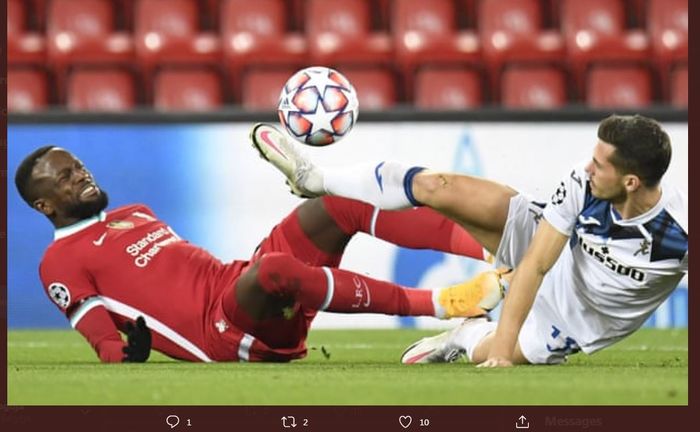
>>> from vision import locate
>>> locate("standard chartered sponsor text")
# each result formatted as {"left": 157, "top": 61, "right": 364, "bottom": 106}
{"left": 126, "top": 227, "right": 182, "bottom": 267}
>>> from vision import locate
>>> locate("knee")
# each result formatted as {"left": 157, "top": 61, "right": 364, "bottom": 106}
{"left": 255, "top": 252, "right": 302, "bottom": 291}
{"left": 412, "top": 171, "right": 450, "bottom": 205}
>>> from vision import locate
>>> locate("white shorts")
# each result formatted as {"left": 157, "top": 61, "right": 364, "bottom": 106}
{"left": 492, "top": 194, "right": 581, "bottom": 365}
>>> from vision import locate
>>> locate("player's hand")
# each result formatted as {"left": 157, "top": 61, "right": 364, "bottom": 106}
{"left": 122, "top": 316, "right": 151, "bottom": 363}
{"left": 476, "top": 357, "right": 514, "bottom": 368}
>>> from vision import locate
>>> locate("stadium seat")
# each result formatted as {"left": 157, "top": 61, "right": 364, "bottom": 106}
{"left": 373, "top": 0, "right": 392, "bottom": 30}
{"left": 500, "top": 66, "right": 567, "bottom": 109}
{"left": 561, "top": 0, "right": 650, "bottom": 93}
{"left": 414, "top": 68, "right": 482, "bottom": 109}
{"left": 67, "top": 68, "right": 137, "bottom": 112}
{"left": 153, "top": 68, "right": 224, "bottom": 111}
{"left": 342, "top": 68, "right": 398, "bottom": 110}
{"left": 392, "top": 0, "right": 480, "bottom": 84}
{"left": 221, "top": 0, "right": 307, "bottom": 99}
{"left": 478, "top": 0, "right": 564, "bottom": 95}
{"left": 241, "top": 68, "right": 298, "bottom": 111}
{"left": 8, "top": 68, "right": 50, "bottom": 112}
{"left": 134, "top": 0, "right": 221, "bottom": 92}
{"left": 627, "top": 0, "right": 647, "bottom": 28}
{"left": 200, "top": 0, "right": 220, "bottom": 30}
{"left": 46, "top": 0, "right": 134, "bottom": 100}
{"left": 456, "top": 0, "right": 479, "bottom": 28}
{"left": 670, "top": 65, "right": 688, "bottom": 108}
{"left": 289, "top": 0, "right": 306, "bottom": 31}
{"left": 586, "top": 66, "right": 652, "bottom": 108}
{"left": 8, "top": 0, "right": 46, "bottom": 66}
{"left": 26, "top": 0, "right": 48, "bottom": 30}
{"left": 306, "top": 0, "right": 392, "bottom": 65}
{"left": 648, "top": 0, "right": 687, "bottom": 98}
{"left": 113, "top": 0, "right": 135, "bottom": 30}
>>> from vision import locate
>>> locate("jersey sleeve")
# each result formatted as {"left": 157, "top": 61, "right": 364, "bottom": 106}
{"left": 40, "top": 248, "right": 98, "bottom": 314}
{"left": 72, "top": 298, "right": 126, "bottom": 363}
{"left": 40, "top": 249, "right": 126, "bottom": 362}
{"left": 542, "top": 164, "right": 588, "bottom": 236}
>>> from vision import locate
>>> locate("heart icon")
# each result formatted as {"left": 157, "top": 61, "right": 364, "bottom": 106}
{"left": 399, "top": 415, "right": 412, "bottom": 429}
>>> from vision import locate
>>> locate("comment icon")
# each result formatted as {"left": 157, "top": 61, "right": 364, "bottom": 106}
{"left": 166, "top": 415, "right": 180, "bottom": 429}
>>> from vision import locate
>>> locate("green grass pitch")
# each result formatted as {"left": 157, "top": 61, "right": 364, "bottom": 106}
{"left": 7, "top": 328, "right": 687, "bottom": 405}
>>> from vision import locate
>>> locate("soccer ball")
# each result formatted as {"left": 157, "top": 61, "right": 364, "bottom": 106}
{"left": 278, "top": 66, "right": 359, "bottom": 146}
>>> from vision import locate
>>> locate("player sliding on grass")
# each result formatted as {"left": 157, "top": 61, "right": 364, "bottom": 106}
{"left": 14, "top": 147, "right": 505, "bottom": 363}
{"left": 251, "top": 114, "right": 688, "bottom": 367}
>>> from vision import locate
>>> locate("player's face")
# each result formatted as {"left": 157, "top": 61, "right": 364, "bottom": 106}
{"left": 585, "top": 140, "right": 626, "bottom": 202}
{"left": 32, "top": 149, "right": 108, "bottom": 220}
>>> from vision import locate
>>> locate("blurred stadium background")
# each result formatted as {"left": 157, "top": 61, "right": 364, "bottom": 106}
{"left": 8, "top": 0, "right": 687, "bottom": 333}
{"left": 7, "top": 0, "right": 687, "bottom": 111}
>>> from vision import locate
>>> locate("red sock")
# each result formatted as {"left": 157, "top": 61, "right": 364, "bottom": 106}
{"left": 322, "top": 196, "right": 484, "bottom": 260}
{"left": 324, "top": 268, "right": 435, "bottom": 316}
{"left": 256, "top": 252, "right": 435, "bottom": 317}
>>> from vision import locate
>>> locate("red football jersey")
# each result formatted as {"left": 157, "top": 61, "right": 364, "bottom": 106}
{"left": 39, "top": 204, "right": 244, "bottom": 362}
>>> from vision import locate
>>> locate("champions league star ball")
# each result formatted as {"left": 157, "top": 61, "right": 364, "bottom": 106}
{"left": 278, "top": 66, "right": 359, "bottom": 146}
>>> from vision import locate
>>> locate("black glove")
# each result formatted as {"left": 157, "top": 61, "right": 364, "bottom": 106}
{"left": 122, "top": 316, "right": 152, "bottom": 363}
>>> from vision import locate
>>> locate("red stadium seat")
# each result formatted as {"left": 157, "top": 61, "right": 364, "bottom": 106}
{"left": 306, "top": 0, "right": 392, "bottom": 65}
{"left": 648, "top": 0, "right": 687, "bottom": 98}
{"left": 342, "top": 68, "right": 398, "bottom": 110}
{"left": 289, "top": 0, "right": 306, "bottom": 31}
{"left": 113, "top": 0, "right": 136, "bottom": 30}
{"left": 135, "top": 0, "right": 221, "bottom": 90}
{"left": 414, "top": 68, "right": 482, "bottom": 109}
{"left": 456, "top": 0, "right": 479, "bottom": 28}
{"left": 586, "top": 66, "right": 652, "bottom": 108}
{"left": 7, "top": 0, "right": 25, "bottom": 35}
{"left": 153, "top": 68, "right": 224, "bottom": 111}
{"left": 8, "top": 68, "right": 50, "bottom": 112}
{"left": 27, "top": 0, "right": 48, "bottom": 30}
{"left": 627, "top": 0, "right": 647, "bottom": 28}
{"left": 201, "top": 0, "right": 220, "bottom": 30}
{"left": 47, "top": 0, "right": 134, "bottom": 100}
{"left": 374, "top": 0, "right": 392, "bottom": 29}
{"left": 478, "top": 0, "right": 564, "bottom": 95}
{"left": 8, "top": 0, "right": 46, "bottom": 66}
{"left": 501, "top": 66, "right": 568, "bottom": 109}
{"left": 241, "top": 68, "right": 298, "bottom": 110}
{"left": 561, "top": 0, "right": 650, "bottom": 93}
{"left": 670, "top": 65, "right": 688, "bottom": 108}
{"left": 67, "top": 68, "right": 137, "bottom": 112}
{"left": 392, "top": 0, "right": 479, "bottom": 71}
{"left": 221, "top": 0, "right": 307, "bottom": 99}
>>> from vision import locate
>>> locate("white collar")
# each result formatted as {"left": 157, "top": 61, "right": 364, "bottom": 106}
{"left": 610, "top": 186, "right": 667, "bottom": 226}
{"left": 54, "top": 211, "right": 107, "bottom": 240}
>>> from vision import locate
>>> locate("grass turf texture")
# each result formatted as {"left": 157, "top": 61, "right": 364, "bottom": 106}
{"left": 8, "top": 328, "right": 686, "bottom": 405}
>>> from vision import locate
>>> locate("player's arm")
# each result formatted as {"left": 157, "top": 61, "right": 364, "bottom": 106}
{"left": 70, "top": 298, "right": 152, "bottom": 363}
{"left": 41, "top": 250, "right": 152, "bottom": 363}
{"left": 70, "top": 298, "right": 127, "bottom": 362}
{"left": 478, "top": 219, "right": 568, "bottom": 367}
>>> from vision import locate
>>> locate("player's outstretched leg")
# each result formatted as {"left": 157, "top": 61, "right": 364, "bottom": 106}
{"left": 228, "top": 252, "right": 505, "bottom": 322}
{"left": 250, "top": 122, "right": 421, "bottom": 210}
{"left": 250, "top": 122, "right": 517, "bottom": 254}
{"left": 316, "top": 196, "right": 486, "bottom": 261}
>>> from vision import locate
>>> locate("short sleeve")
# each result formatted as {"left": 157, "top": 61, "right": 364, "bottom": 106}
{"left": 542, "top": 164, "right": 588, "bottom": 236}
{"left": 39, "top": 248, "right": 97, "bottom": 316}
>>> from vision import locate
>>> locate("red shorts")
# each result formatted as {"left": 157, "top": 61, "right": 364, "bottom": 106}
{"left": 206, "top": 199, "right": 342, "bottom": 362}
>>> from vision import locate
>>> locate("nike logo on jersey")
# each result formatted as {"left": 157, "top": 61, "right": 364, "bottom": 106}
{"left": 93, "top": 233, "right": 107, "bottom": 246}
